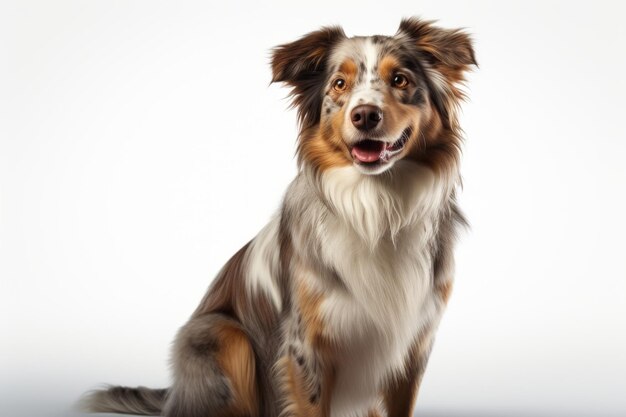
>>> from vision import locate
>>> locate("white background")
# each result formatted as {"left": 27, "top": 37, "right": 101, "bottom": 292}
{"left": 1, "top": 1, "right": 625, "bottom": 416}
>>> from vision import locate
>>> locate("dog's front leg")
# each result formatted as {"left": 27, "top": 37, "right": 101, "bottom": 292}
{"left": 383, "top": 330, "right": 436, "bottom": 417}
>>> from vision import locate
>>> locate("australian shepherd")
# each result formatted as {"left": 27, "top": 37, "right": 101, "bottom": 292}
{"left": 83, "top": 17, "right": 476, "bottom": 417}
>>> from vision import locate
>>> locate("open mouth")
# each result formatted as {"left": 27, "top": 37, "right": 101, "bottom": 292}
{"left": 350, "top": 127, "right": 412, "bottom": 165}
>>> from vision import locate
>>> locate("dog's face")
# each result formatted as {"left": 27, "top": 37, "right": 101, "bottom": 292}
{"left": 320, "top": 36, "right": 430, "bottom": 174}
{"left": 272, "top": 18, "right": 476, "bottom": 175}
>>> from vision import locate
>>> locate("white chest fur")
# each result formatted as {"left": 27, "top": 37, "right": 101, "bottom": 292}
{"left": 311, "top": 163, "right": 448, "bottom": 417}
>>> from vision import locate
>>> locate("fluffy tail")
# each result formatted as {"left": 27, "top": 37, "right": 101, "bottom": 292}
{"left": 79, "top": 385, "right": 168, "bottom": 415}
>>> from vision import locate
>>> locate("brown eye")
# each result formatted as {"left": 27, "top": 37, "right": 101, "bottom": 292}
{"left": 333, "top": 78, "right": 347, "bottom": 92}
{"left": 392, "top": 74, "right": 409, "bottom": 89}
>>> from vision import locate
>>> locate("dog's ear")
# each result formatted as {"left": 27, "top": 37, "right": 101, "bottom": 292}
{"left": 271, "top": 26, "right": 346, "bottom": 128}
{"left": 271, "top": 26, "right": 346, "bottom": 84}
{"left": 397, "top": 17, "right": 476, "bottom": 83}
{"left": 397, "top": 18, "right": 476, "bottom": 127}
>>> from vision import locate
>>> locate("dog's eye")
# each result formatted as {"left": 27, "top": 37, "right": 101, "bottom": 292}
{"left": 333, "top": 78, "right": 347, "bottom": 92}
{"left": 392, "top": 74, "right": 409, "bottom": 89}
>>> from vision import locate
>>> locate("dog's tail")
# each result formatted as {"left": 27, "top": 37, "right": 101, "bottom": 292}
{"left": 79, "top": 385, "right": 168, "bottom": 416}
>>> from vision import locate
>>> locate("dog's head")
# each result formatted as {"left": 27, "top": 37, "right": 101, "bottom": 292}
{"left": 271, "top": 18, "right": 476, "bottom": 176}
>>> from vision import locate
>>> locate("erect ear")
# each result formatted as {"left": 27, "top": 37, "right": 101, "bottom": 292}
{"left": 397, "top": 17, "right": 476, "bottom": 82}
{"left": 271, "top": 26, "right": 346, "bottom": 128}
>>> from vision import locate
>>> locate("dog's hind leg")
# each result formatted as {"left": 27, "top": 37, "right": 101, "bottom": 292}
{"left": 164, "top": 313, "right": 259, "bottom": 417}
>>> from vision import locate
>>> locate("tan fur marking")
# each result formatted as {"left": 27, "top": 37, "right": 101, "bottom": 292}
{"left": 277, "top": 350, "right": 336, "bottom": 417}
{"left": 381, "top": 89, "right": 416, "bottom": 131}
{"left": 328, "top": 59, "right": 356, "bottom": 102}
{"left": 300, "top": 123, "right": 352, "bottom": 172}
{"left": 299, "top": 58, "right": 360, "bottom": 173}
{"left": 279, "top": 356, "right": 323, "bottom": 417}
{"left": 378, "top": 55, "right": 400, "bottom": 83}
{"left": 405, "top": 105, "right": 462, "bottom": 177}
{"left": 339, "top": 59, "right": 357, "bottom": 78}
{"left": 377, "top": 88, "right": 424, "bottom": 165}
{"left": 296, "top": 280, "right": 328, "bottom": 347}
{"left": 339, "top": 59, "right": 357, "bottom": 88}
{"left": 215, "top": 325, "right": 259, "bottom": 416}
{"left": 277, "top": 278, "right": 336, "bottom": 417}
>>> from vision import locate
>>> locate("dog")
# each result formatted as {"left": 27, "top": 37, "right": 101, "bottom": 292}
{"left": 82, "top": 17, "right": 476, "bottom": 417}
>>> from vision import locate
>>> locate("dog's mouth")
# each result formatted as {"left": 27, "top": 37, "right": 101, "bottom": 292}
{"left": 350, "top": 127, "right": 412, "bottom": 165}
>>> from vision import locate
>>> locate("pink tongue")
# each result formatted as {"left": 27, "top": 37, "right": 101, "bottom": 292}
{"left": 351, "top": 140, "right": 386, "bottom": 163}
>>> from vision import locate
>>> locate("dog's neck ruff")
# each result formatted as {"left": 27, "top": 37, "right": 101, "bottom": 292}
{"left": 307, "top": 160, "right": 451, "bottom": 248}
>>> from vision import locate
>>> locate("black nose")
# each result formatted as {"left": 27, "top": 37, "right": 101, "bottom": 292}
{"left": 351, "top": 105, "right": 383, "bottom": 131}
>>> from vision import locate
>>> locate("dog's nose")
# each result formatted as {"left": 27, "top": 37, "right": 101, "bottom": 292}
{"left": 351, "top": 105, "right": 383, "bottom": 131}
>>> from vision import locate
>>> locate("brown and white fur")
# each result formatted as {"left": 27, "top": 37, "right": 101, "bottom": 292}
{"left": 82, "top": 17, "right": 476, "bottom": 417}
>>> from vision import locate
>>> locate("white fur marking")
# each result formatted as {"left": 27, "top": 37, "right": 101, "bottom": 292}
{"left": 244, "top": 216, "right": 283, "bottom": 311}
{"left": 288, "top": 161, "right": 449, "bottom": 417}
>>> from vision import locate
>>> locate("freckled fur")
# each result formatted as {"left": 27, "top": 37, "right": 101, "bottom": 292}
{"left": 80, "top": 17, "right": 475, "bottom": 417}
